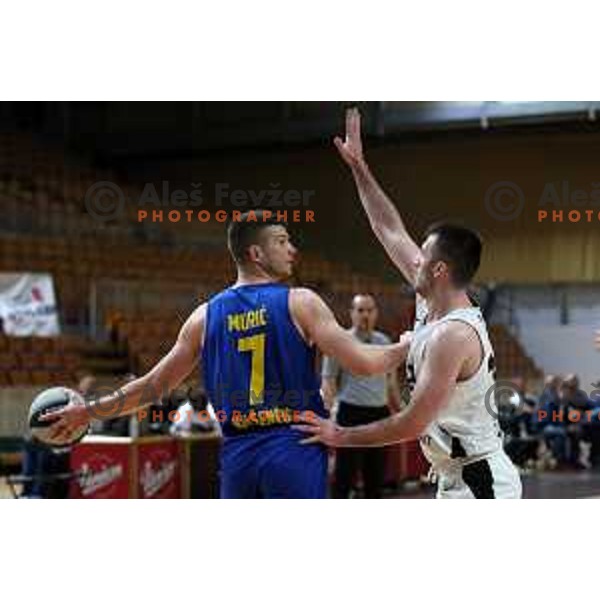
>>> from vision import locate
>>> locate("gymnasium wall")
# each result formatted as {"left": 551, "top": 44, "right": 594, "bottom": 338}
{"left": 519, "top": 326, "right": 599, "bottom": 396}
{"left": 0, "top": 387, "right": 41, "bottom": 438}
{"left": 495, "top": 285, "right": 600, "bottom": 394}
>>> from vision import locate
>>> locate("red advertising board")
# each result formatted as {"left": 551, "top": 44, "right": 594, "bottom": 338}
{"left": 384, "top": 440, "right": 429, "bottom": 485}
{"left": 136, "top": 439, "right": 181, "bottom": 499}
{"left": 402, "top": 439, "right": 429, "bottom": 480}
{"left": 70, "top": 441, "right": 131, "bottom": 499}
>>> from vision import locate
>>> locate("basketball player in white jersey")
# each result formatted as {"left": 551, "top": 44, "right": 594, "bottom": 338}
{"left": 296, "top": 108, "right": 522, "bottom": 499}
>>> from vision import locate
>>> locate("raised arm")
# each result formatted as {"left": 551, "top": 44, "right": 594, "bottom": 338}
{"left": 43, "top": 304, "right": 206, "bottom": 440}
{"left": 335, "top": 107, "right": 423, "bottom": 286}
{"left": 290, "top": 288, "right": 410, "bottom": 376}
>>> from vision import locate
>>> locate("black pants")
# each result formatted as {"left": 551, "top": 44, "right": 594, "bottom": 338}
{"left": 334, "top": 402, "right": 390, "bottom": 499}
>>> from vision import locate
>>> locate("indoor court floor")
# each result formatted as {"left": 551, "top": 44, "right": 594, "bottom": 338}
{"left": 390, "top": 470, "right": 600, "bottom": 499}
{"left": 3, "top": 470, "right": 600, "bottom": 499}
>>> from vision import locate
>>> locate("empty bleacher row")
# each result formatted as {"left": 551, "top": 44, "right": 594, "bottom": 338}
{"left": 1, "top": 131, "right": 236, "bottom": 256}
{"left": 0, "top": 131, "right": 544, "bottom": 389}
{"left": 0, "top": 230, "right": 413, "bottom": 322}
{"left": 0, "top": 335, "right": 83, "bottom": 387}
{"left": 0, "top": 131, "right": 418, "bottom": 314}
{"left": 0, "top": 131, "right": 141, "bottom": 242}
{"left": 0, "top": 229, "right": 541, "bottom": 388}
{"left": 0, "top": 312, "right": 542, "bottom": 390}
{"left": 0, "top": 236, "right": 418, "bottom": 389}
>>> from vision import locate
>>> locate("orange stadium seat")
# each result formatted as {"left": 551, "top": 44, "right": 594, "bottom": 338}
{"left": 1, "top": 131, "right": 544, "bottom": 392}
{"left": 8, "top": 371, "right": 32, "bottom": 386}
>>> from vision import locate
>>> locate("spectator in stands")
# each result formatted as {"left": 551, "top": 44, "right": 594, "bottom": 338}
{"left": 170, "top": 387, "right": 219, "bottom": 436}
{"left": 76, "top": 374, "right": 103, "bottom": 434}
{"left": 562, "top": 374, "right": 592, "bottom": 410}
{"left": 19, "top": 437, "right": 71, "bottom": 499}
{"left": 148, "top": 387, "right": 184, "bottom": 435}
{"left": 512, "top": 377, "right": 537, "bottom": 434}
{"left": 580, "top": 380, "right": 600, "bottom": 466}
{"left": 560, "top": 374, "right": 594, "bottom": 469}
{"left": 537, "top": 375, "right": 561, "bottom": 410}
{"left": 77, "top": 374, "right": 97, "bottom": 398}
{"left": 536, "top": 375, "right": 568, "bottom": 468}
{"left": 499, "top": 377, "right": 538, "bottom": 468}
{"left": 321, "top": 294, "right": 401, "bottom": 499}
{"left": 534, "top": 374, "right": 562, "bottom": 432}
{"left": 591, "top": 380, "right": 600, "bottom": 407}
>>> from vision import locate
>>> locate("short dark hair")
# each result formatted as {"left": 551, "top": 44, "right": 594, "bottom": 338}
{"left": 424, "top": 222, "right": 482, "bottom": 287}
{"left": 227, "top": 210, "right": 288, "bottom": 264}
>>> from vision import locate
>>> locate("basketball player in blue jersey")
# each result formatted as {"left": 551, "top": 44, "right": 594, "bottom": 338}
{"left": 42, "top": 210, "right": 410, "bottom": 498}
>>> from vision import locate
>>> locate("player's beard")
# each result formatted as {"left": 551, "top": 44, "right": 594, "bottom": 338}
{"left": 257, "top": 256, "right": 291, "bottom": 282}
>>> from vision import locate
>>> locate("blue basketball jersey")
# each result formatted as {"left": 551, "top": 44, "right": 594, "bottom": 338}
{"left": 201, "top": 283, "right": 327, "bottom": 438}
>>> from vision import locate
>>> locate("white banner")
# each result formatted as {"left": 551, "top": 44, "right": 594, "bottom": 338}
{"left": 0, "top": 273, "right": 60, "bottom": 337}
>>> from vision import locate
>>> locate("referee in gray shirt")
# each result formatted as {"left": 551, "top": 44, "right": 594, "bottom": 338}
{"left": 322, "top": 294, "right": 401, "bottom": 498}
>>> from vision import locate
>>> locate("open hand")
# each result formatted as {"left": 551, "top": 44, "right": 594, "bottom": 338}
{"left": 39, "top": 396, "right": 91, "bottom": 443}
{"left": 334, "top": 107, "right": 365, "bottom": 168}
{"left": 293, "top": 412, "right": 346, "bottom": 447}
{"left": 399, "top": 330, "right": 413, "bottom": 346}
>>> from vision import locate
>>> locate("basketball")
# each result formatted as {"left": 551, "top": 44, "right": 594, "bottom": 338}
{"left": 28, "top": 387, "right": 89, "bottom": 448}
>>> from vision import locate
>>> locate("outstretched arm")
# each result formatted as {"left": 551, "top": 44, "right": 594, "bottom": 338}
{"left": 42, "top": 304, "right": 207, "bottom": 440}
{"left": 290, "top": 288, "right": 410, "bottom": 376}
{"left": 335, "top": 107, "right": 423, "bottom": 286}
{"left": 296, "top": 322, "right": 468, "bottom": 446}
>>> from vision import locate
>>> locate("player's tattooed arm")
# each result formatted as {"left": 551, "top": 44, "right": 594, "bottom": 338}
{"left": 290, "top": 288, "right": 410, "bottom": 376}
{"left": 335, "top": 107, "right": 423, "bottom": 287}
{"left": 295, "top": 322, "right": 468, "bottom": 447}
{"left": 109, "top": 304, "right": 206, "bottom": 416}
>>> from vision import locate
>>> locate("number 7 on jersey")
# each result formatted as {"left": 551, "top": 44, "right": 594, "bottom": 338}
{"left": 237, "top": 333, "right": 266, "bottom": 405}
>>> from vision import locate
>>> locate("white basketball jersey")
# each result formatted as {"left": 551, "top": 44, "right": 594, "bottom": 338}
{"left": 407, "top": 296, "right": 503, "bottom": 468}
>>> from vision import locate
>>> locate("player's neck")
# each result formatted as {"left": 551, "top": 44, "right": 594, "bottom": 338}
{"left": 235, "top": 266, "right": 279, "bottom": 286}
{"left": 426, "top": 288, "right": 472, "bottom": 321}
